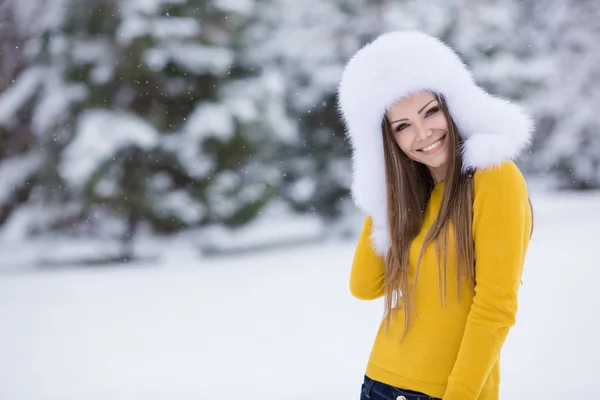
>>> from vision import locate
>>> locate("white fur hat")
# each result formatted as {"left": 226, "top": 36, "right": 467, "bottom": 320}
{"left": 337, "top": 30, "right": 534, "bottom": 255}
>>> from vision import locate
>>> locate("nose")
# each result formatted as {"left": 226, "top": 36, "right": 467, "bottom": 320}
{"left": 414, "top": 122, "right": 433, "bottom": 141}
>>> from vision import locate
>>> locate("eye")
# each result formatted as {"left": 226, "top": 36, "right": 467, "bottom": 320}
{"left": 394, "top": 123, "right": 409, "bottom": 133}
{"left": 425, "top": 106, "right": 439, "bottom": 117}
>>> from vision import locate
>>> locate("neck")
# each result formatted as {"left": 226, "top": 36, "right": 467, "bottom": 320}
{"left": 429, "top": 166, "right": 446, "bottom": 185}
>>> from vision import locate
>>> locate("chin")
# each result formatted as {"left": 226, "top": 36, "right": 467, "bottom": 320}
{"left": 414, "top": 154, "right": 449, "bottom": 170}
{"left": 425, "top": 158, "right": 448, "bottom": 170}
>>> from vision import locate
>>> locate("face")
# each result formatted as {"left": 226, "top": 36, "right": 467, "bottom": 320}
{"left": 386, "top": 91, "right": 450, "bottom": 182}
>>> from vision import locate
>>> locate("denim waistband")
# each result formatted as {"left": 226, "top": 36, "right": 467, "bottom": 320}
{"left": 362, "top": 375, "right": 440, "bottom": 400}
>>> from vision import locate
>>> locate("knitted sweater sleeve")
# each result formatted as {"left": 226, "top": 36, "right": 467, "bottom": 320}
{"left": 349, "top": 216, "right": 386, "bottom": 300}
{"left": 444, "top": 161, "right": 532, "bottom": 400}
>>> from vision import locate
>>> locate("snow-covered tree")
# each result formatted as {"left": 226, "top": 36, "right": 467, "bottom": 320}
{"left": 1, "top": 0, "right": 591, "bottom": 252}
{"left": 0, "top": 0, "right": 290, "bottom": 252}
{"left": 239, "top": 0, "right": 371, "bottom": 221}
{"left": 244, "top": 0, "right": 549, "bottom": 222}
{"left": 0, "top": 1, "right": 36, "bottom": 228}
{"left": 0, "top": 0, "right": 69, "bottom": 239}
{"left": 520, "top": 0, "right": 600, "bottom": 189}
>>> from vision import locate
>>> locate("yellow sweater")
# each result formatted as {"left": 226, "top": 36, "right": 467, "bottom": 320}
{"left": 350, "top": 161, "right": 532, "bottom": 400}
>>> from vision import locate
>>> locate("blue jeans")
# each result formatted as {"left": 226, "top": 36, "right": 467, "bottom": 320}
{"left": 360, "top": 375, "right": 441, "bottom": 400}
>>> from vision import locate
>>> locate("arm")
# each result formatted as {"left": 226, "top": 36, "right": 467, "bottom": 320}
{"left": 444, "top": 162, "right": 532, "bottom": 400}
{"left": 349, "top": 216, "right": 385, "bottom": 300}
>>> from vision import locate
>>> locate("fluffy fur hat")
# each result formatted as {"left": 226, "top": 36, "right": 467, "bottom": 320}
{"left": 337, "top": 30, "right": 534, "bottom": 255}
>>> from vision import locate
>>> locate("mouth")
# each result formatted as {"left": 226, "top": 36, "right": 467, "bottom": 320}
{"left": 417, "top": 134, "right": 447, "bottom": 154}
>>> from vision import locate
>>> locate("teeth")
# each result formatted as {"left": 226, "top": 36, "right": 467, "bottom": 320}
{"left": 422, "top": 138, "right": 443, "bottom": 152}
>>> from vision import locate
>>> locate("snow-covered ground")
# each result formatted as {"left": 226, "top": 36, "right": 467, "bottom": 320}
{"left": 1, "top": 189, "right": 599, "bottom": 400}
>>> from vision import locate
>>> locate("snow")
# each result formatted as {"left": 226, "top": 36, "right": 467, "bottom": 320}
{"left": 219, "top": 72, "right": 298, "bottom": 142}
{"left": 243, "top": 1, "right": 356, "bottom": 115}
{"left": 213, "top": 0, "right": 255, "bottom": 14}
{"left": 0, "top": 67, "right": 42, "bottom": 127}
{"left": 33, "top": 70, "right": 87, "bottom": 133}
{"left": 521, "top": 0, "right": 600, "bottom": 186}
{"left": 11, "top": 0, "right": 69, "bottom": 34}
{"left": 0, "top": 201, "right": 84, "bottom": 243}
{"left": 0, "top": 153, "right": 43, "bottom": 204}
{"left": 122, "top": 0, "right": 185, "bottom": 16}
{"left": 199, "top": 202, "right": 325, "bottom": 255}
{"left": 1, "top": 0, "right": 599, "bottom": 394}
{"left": 162, "top": 102, "right": 235, "bottom": 180}
{"left": 60, "top": 109, "right": 159, "bottom": 188}
{"left": 70, "top": 39, "right": 116, "bottom": 84}
{"left": 117, "top": 17, "right": 200, "bottom": 45}
{"left": 171, "top": 144, "right": 214, "bottom": 179}
{"left": 156, "top": 189, "right": 205, "bottom": 224}
{"left": 1, "top": 189, "right": 599, "bottom": 399}
{"left": 151, "top": 17, "right": 200, "bottom": 39}
{"left": 258, "top": 71, "right": 298, "bottom": 142}
{"left": 0, "top": 235, "right": 127, "bottom": 271}
{"left": 117, "top": 0, "right": 196, "bottom": 45}
{"left": 71, "top": 39, "right": 113, "bottom": 65}
{"left": 171, "top": 44, "right": 234, "bottom": 75}
{"left": 48, "top": 34, "right": 68, "bottom": 57}
{"left": 184, "top": 102, "right": 234, "bottom": 141}
{"left": 289, "top": 176, "right": 316, "bottom": 203}
{"left": 226, "top": 96, "right": 258, "bottom": 124}
{"left": 116, "top": 15, "right": 149, "bottom": 45}
{"left": 143, "top": 44, "right": 234, "bottom": 75}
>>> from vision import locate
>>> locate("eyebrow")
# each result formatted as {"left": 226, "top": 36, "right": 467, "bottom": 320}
{"left": 390, "top": 99, "right": 438, "bottom": 125}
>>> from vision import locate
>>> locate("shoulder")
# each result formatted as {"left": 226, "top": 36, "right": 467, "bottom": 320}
{"left": 470, "top": 162, "right": 533, "bottom": 250}
{"left": 473, "top": 160, "right": 527, "bottom": 197}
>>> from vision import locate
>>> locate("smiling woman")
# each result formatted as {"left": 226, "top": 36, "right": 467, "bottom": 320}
{"left": 386, "top": 92, "right": 451, "bottom": 184}
{"left": 337, "top": 31, "right": 535, "bottom": 400}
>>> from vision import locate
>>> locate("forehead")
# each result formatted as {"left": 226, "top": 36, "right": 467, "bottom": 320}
{"left": 387, "top": 90, "right": 437, "bottom": 118}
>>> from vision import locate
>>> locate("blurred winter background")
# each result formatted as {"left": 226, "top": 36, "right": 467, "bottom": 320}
{"left": 0, "top": 0, "right": 599, "bottom": 399}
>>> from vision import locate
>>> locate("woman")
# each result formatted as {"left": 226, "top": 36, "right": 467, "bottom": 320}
{"left": 337, "top": 31, "right": 534, "bottom": 400}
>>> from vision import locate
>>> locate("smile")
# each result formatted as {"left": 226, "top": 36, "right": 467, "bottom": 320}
{"left": 418, "top": 134, "right": 446, "bottom": 153}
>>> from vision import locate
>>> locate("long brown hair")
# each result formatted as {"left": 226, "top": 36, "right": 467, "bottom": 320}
{"left": 381, "top": 94, "right": 476, "bottom": 340}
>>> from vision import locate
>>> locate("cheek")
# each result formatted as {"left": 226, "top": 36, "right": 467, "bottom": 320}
{"left": 431, "top": 113, "right": 449, "bottom": 131}
{"left": 392, "top": 132, "right": 420, "bottom": 160}
{"left": 392, "top": 132, "right": 411, "bottom": 154}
